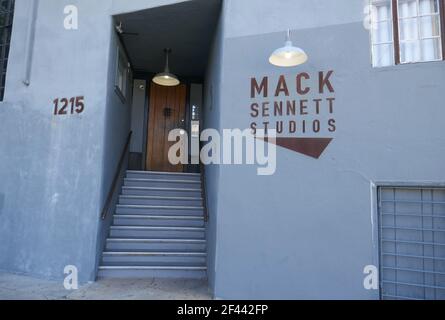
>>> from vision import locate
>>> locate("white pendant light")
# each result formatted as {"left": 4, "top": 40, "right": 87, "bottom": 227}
{"left": 269, "top": 29, "right": 308, "bottom": 67}
{"left": 153, "top": 48, "right": 180, "bottom": 86}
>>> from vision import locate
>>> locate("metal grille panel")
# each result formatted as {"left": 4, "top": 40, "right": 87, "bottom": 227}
{"left": 0, "top": 0, "right": 14, "bottom": 101}
{"left": 378, "top": 187, "right": 445, "bottom": 300}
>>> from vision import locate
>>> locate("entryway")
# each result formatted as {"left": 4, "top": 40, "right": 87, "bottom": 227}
{"left": 98, "top": 0, "right": 221, "bottom": 280}
{"left": 117, "top": 0, "right": 222, "bottom": 174}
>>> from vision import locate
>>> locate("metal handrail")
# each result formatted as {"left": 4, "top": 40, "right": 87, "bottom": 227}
{"left": 200, "top": 158, "right": 209, "bottom": 223}
{"left": 199, "top": 142, "right": 210, "bottom": 223}
{"left": 101, "top": 131, "right": 132, "bottom": 220}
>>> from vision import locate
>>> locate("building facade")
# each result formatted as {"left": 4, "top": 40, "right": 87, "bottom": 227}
{"left": 0, "top": 0, "right": 444, "bottom": 300}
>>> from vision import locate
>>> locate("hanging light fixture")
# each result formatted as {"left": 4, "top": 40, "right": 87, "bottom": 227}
{"left": 269, "top": 29, "right": 308, "bottom": 67}
{"left": 153, "top": 48, "right": 180, "bottom": 86}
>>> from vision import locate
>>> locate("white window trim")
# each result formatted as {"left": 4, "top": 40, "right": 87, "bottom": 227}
{"left": 115, "top": 45, "right": 130, "bottom": 103}
{"left": 370, "top": 0, "right": 445, "bottom": 67}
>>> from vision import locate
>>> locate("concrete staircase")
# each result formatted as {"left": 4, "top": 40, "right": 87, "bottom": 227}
{"left": 98, "top": 170, "right": 207, "bottom": 279}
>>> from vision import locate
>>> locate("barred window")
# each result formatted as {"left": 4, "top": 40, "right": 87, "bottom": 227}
{"left": 0, "top": 0, "right": 14, "bottom": 101}
{"left": 378, "top": 187, "right": 445, "bottom": 300}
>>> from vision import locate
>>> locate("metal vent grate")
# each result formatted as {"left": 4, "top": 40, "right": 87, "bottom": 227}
{"left": 0, "top": 0, "right": 14, "bottom": 101}
{"left": 378, "top": 187, "right": 445, "bottom": 300}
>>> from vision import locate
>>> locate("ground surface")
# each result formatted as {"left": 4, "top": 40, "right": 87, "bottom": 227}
{"left": 0, "top": 272, "right": 211, "bottom": 300}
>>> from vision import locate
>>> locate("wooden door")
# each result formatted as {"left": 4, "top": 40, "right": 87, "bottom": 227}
{"left": 146, "top": 83, "right": 187, "bottom": 172}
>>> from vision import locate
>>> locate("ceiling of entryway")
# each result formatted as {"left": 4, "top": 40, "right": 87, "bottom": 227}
{"left": 115, "top": 0, "right": 222, "bottom": 78}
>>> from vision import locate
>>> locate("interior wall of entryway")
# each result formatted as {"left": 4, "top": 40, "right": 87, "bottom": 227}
{"left": 129, "top": 79, "right": 147, "bottom": 170}
{"left": 94, "top": 25, "right": 134, "bottom": 279}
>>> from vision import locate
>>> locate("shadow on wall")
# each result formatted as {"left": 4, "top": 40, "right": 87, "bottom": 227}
{"left": 0, "top": 193, "right": 4, "bottom": 215}
{"left": 92, "top": 22, "right": 133, "bottom": 280}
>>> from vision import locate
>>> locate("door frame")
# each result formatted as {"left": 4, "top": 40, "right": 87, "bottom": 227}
{"left": 134, "top": 72, "right": 203, "bottom": 172}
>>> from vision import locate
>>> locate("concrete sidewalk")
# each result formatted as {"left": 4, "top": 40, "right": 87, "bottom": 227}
{"left": 0, "top": 272, "right": 211, "bottom": 300}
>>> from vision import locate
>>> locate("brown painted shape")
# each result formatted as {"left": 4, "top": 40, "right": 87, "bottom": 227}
{"left": 260, "top": 137, "right": 333, "bottom": 159}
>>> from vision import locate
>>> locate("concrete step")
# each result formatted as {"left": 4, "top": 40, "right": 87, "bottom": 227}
{"left": 105, "top": 238, "right": 207, "bottom": 252}
{"left": 127, "top": 171, "right": 201, "bottom": 182}
{"left": 110, "top": 226, "right": 205, "bottom": 239}
{"left": 97, "top": 265, "right": 207, "bottom": 279}
{"left": 116, "top": 204, "right": 204, "bottom": 216}
{"left": 99, "top": 170, "right": 207, "bottom": 280}
{"left": 119, "top": 195, "right": 203, "bottom": 207}
{"left": 113, "top": 215, "right": 205, "bottom": 227}
{"left": 124, "top": 178, "right": 201, "bottom": 189}
{"left": 102, "top": 252, "right": 207, "bottom": 265}
{"left": 122, "top": 187, "right": 202, "bottom": 198}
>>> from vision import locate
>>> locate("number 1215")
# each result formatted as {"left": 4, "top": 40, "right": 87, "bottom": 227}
{"left": 53, "top": 96, "right": 85, "bottom": 115}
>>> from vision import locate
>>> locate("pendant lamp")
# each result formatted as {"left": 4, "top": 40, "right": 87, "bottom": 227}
{"left": 153, "top": 48, "right": 180, "bottom": 86}
{"left": 269, "top": 29, "right": 308, "bottom": 67}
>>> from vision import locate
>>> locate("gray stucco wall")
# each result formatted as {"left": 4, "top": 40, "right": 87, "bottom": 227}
{"left": 0, "top": 0, "right": 113, "bottom": 282}
{"left": 1, "top": 0, "right": 443, "bottom": 299}
{"left": 0, "top": 0, "right": 187, "bottom": 282}
{"left": 209, "top": 0, "right": 445, "bottom": 299}
{"left": 94, "top": 25, "right": 133, "bottom": 279}
{"left": 130, "top": 79, "right": 147, "bottom": 154}
{"left": 202, "top": 3, "right": 225, "bottom": 294}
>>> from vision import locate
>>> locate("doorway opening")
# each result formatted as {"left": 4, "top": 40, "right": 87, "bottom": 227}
{"left": 97, "top": 0, "right": 221, "bottom": 281}
{"left": 115, "top": 0, "right": 222, "bottom": 173}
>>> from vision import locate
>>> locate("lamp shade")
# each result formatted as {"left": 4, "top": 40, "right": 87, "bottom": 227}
{"left": 269, "top": 30, "right": 308, "bottom": 67}
{"left": 153, "top": 49, "right": 180, "bottom": 87}
{"left": 152, "top": 72, "right": 180, "bottom": 86}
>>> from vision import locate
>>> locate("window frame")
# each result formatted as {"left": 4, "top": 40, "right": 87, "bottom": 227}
{"left": 0, "top": 0, "right": 15, "bottom": 101}
{"left": 115, "top": 45, "right": 130, "bottom": 103}
{"left": 376, "top": 185, "right": 445, "bottom": 300}
{"left": 371, "top": 0, "right": 445, "bottom": 66}
{"left": 395, "top": 0, "right": 445, "bottom": 64}
{"left": 371, "top": 0, "right": 396, "bottom": 67}
{"left": 440, "top": 0, "right": 445, "bottom": 58}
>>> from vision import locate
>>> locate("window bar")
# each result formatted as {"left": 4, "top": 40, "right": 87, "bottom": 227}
{"left": 382, "top": 212, "right": 445, "bottom": 218}
{"left": 382, "top": 294, "right": 424, "bottom": 300}
{"left": 392, "top": 0, "right": 401, "bottom": 64}
{"left": 381, "top": 199, "right": 445, "bottom": 204}
{"left": 382, "top": 252, "right": 445, "bottom": 261}
{"left": 382, "top": 226, "right": 445, "bottom": 233}
{"left": 432, "top": 189, "right": 437, "bottom": 299}
{"left": 382, "top": 239, "right": 445, "bottom": 247}
{"left": 393, "top": 188, "right": 399, "bottom": 298}
{"left": 421, "top": 189, "right": 426, "bottom": 299}
{"left": 383, "top": 266, "right": 445, "bottom": 276}
{"left": 382, "top": 280, "right": 445, "bottom": 291}
{"left": 416, "top": 0, "right": 423, "bottom": 62}
{"left": 378, "top": 187, "right": 384, "bottom": 299}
